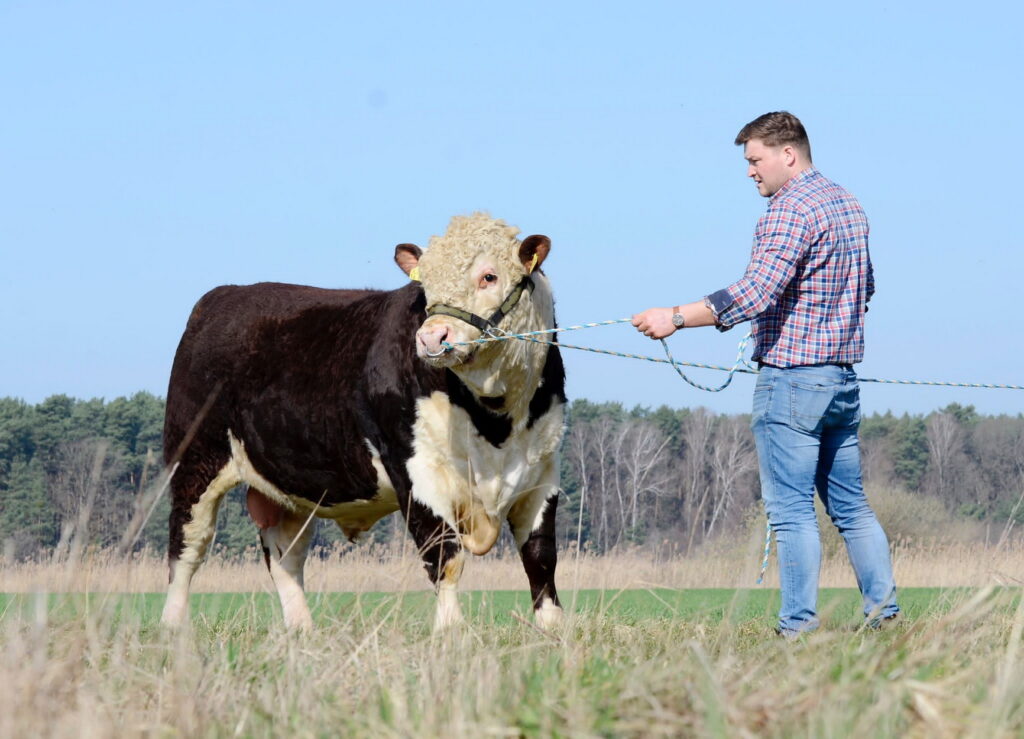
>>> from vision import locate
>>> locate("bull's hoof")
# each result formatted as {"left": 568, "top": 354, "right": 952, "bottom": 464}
{"left": 284, "top": 612, "right": 315, "bottom": 632}
{"left": 534, "top": 597, "right": 563, "bottom": 630}
{"left": 433, "top": 587, "right": 465, "bottom": 632}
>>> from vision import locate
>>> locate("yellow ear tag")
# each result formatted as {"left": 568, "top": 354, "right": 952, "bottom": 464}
{"left": 408, "top": 266, "right": 421, "bottom": 282}
{"left": 527, "top": 254, "right": 538, "bottom": 273}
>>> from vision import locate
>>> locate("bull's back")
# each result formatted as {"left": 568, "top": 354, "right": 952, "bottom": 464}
{"left": 164, "top": 281, "right": 438, "bottom": 507}
{"left": 164, "top": 282, "right": 377, "bottom": 464}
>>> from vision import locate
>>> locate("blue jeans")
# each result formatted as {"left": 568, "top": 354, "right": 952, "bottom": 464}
{"left": 751, "top": 365, "right": 899, "bottom": 634}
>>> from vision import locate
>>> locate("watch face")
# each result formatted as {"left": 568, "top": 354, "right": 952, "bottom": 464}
{"left": 672, "top": 313, "right": 685, "bottom": 327}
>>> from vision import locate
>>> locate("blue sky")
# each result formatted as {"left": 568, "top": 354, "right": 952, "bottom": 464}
{"left": 2, "top": 1, "right": 1021, "bottom": 416}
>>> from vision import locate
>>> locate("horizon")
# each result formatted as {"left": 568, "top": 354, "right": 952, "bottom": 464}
{"left": 3, "top": 388, "right": 1017, "bottom": 421}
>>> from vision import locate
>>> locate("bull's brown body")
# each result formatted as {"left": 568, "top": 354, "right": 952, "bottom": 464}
{"left": 161, "top": 215, "right": 566, "bottom": 630}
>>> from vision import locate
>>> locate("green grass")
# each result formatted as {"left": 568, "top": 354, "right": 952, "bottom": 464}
{"left": 0, "top": 587, "right": 1010, "bottom": 636}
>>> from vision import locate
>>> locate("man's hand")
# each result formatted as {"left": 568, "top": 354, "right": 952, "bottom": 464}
{"left": 632, "top": 307, "right": 677, "bottom": 340}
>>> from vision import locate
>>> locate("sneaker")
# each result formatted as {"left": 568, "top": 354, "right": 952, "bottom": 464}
{"left": 866, "top": 612, "right": 902, "bottom": 630}
{"left": 774, "top": 626, "right": 811, "bottom": 641}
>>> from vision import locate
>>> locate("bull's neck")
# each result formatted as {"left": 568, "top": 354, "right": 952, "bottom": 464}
{"left": 456, "top": 339, "right": 548, "bottom": 413}
{"left": 450, "top": 324, "right": 549, "bottom": 427}
{"left": 451, "top": 272, "right": 554, "bottom": 427}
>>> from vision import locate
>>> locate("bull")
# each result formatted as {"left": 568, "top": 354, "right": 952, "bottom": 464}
{"left": 160, "top": 213, "right": 566, "bottom": 630}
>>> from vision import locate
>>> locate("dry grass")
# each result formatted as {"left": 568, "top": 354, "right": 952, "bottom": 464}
{"left": 2, "top": 534, "right": 1022, "bottom": 595}
{"left": 9, "top": 480, "right": 1020, "bottom": 596}
{"left": 1, "top": 539, "right": 1022, "bottom": 737}
{"left": 0, "top": 578, "right": 1021, "bottom": 737}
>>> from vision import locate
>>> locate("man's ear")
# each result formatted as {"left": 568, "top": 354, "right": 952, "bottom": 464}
{"left": 519, "top": 235, "right": 551, "bottom": 273}
{"left": 394, "top": 244, "right": 423, "bottom": 278}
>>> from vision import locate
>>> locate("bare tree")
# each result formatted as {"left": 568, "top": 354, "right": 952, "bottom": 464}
{"left": 611, "top": 419, "right": 673, "bottom": 544}
{"left": 565, "top": 414, "right": 674, "bottom": 551}
{"left": 679, "top": 409, "right": 715, "bottom": 554}
{"left": 566, "top": 417, "right": 591, "bottom": 551}
{"left": 860, "top": 433, "right": 892, "bottom": 485}
{"left": 925, "top": 412, "right": 963, "bottom": 502}
{"left": 706, "top": 416, "right": 757, "bottom": 537}
{"left": 49, "top": 439, "right": 127, "bottom": 559}
{"left": 565, "top": 413, "right": 620, "bottom": 551}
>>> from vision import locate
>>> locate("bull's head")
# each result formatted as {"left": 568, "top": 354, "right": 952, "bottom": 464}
{"left": 394, "top": 213, "right": 551, "bottom": 368}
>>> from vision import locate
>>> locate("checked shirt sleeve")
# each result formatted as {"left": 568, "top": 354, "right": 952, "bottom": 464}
{"left": 706, "top": 203, "right": 811, "bottom": 329}
{"left": 866, "top": 253, "right": 875, "bottom": 307}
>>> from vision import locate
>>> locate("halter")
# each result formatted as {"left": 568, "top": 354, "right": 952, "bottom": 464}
{"left": 426, "top": 274, "right": 535, "bottom": 335}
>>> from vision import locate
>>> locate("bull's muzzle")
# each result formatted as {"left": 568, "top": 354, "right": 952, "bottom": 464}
{"left": 416, "top": 322, "right": 450, "bottom": 356}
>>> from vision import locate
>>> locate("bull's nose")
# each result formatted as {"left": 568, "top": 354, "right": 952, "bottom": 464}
{"left": 417, "top": 325, "right": 450, "bottom": 356}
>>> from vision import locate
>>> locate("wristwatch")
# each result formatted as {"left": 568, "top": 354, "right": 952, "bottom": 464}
{"left": 671, "top": 307, "right": 685, "bottom": 328}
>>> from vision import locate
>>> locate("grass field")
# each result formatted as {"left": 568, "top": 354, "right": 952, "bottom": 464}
{"left": 0, "top": 587, "right": 1002, "bottom": 629}
{"left": 1, "top": 548, "right": 1022, "bottom": 737}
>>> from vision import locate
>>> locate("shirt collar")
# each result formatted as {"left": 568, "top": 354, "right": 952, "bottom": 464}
{"left": 769, "top": 166, "right": 818, "bottom": 203}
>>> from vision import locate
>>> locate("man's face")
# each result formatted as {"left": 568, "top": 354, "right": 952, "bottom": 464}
{"left": 744, "top": 139, "right": 792, "bottom": 197}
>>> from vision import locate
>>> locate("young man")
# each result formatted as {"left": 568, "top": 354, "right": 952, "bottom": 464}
{"left": 632, "top": 111, "right": 899, "bottom": 637}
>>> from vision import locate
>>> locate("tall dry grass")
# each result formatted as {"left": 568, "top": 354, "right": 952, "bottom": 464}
{"left": 8, "top": 477, "right": 1018, "bottom": 594}
{"left": 3, "top": 534, "right": 1023, "bottom": 596}
{"left": 2, "top": 520, "right": 1022, "bottom": 736}
{"left": 0, "top": 573, "right": 1021, "bottom": 736}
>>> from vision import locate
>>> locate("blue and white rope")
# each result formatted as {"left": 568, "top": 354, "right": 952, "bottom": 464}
{"left": 756, "top": 519, "right": 772, "bottom": 585}
{"left": 445, "top": 316, "right": 1024, "bottom": 391}
{"left": 444, "top": 317, "right": 1023, "bottom": 584}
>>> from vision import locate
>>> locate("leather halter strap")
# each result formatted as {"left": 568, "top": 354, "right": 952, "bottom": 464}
{"left": 426, "top": 275, "right": 535, "bottom": 332}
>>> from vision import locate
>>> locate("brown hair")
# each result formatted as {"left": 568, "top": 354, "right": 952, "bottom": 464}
{"left": 735, "top": 111, "right": 812, "bottom": 162}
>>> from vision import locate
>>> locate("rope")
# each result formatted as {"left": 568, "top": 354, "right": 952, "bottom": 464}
{"left": 443, "top": 317, "right": 1023, "bottom": 585}
{"left": 445, "top": 317, "right": 1024, "bottom": 390}
{"left": 756, "top": 519, "right": 772, "bottom": 585}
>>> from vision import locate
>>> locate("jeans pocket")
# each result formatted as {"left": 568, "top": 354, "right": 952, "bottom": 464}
{"left": 839, "top": 383, "right": 862, "bottom": 427}
{"left": 751, "top": 383, "right": 772, "bottom": 430}
{"left": 789, "top": 380, "right": 835, "bottom": 433}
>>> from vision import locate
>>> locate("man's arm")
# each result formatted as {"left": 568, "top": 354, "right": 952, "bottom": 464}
{"left": 633, "top": 203, "right": 810, "bottom": 340}
{"left": 631, "top": 301, "right": 715, "bottom": 339}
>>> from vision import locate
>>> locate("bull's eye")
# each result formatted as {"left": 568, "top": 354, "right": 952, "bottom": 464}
{"left": 480, "top": 273, "right": 498, "bottom": 287}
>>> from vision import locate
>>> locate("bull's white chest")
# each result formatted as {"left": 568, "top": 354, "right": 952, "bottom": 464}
{"left": 405, "top": 391, "right": 563, "bottom": 526}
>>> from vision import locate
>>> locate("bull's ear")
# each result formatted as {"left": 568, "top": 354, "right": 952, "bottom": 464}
{"left": 519, "top": 235, "right": 551, "bottom": 273}
{"left": 394, "top": 244, "right": 423, "bottom": 279}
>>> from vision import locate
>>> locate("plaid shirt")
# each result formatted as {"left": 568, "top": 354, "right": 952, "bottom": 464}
{"left": 706, "top": 168, "right": 874, "bottom": 367}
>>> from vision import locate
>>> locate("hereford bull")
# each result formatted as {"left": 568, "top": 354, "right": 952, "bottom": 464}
{"left": 160, "top": 213, "right": 566, "bottom": 630}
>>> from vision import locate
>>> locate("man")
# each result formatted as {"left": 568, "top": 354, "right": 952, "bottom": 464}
{"left": 632, "top": 111, "right": 899, "bottom": 637}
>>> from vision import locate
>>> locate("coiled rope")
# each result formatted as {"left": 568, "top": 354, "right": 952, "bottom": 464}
{"left": 442, "top": 317, "right": 1024, "bottom": 583}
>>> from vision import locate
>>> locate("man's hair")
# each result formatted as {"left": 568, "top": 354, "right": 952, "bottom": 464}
{"left": 735, "top": 111, "right": 812, "bottom": 162}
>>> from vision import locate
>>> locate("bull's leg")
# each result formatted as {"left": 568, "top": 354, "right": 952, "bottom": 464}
{"left": 433, "top": 548, "right": 467, "bottom": 631}
{"left": 161, "top": 461, "right": 239, "bottom": 627}
{"left": 380, "top": 450, "right": 465, "bottom": 630}
{"left": 507, "top": 485, "right": 563, "bottom": 630}
{"left": 260, "top": 519, "right": 316, "bottom": 630}
{"left": 400, "top": 496, "right": 465, "bottom": 631}
{"left": 252, "top": 492, "right": 316, "bottom": 631}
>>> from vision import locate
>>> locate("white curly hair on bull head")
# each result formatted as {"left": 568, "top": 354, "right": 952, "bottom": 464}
{"left": 420, "top": 213, "right": 527, "bottom": 306}
{"left": 396, "top": 212, "right": 555, "bottom": 423}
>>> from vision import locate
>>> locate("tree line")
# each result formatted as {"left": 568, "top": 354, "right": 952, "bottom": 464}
{"left": 558, "top": 400, "right": 1024, "bottom": 554}
{"left": 0, "top": 394, "right": 1022, "bottom": 560}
